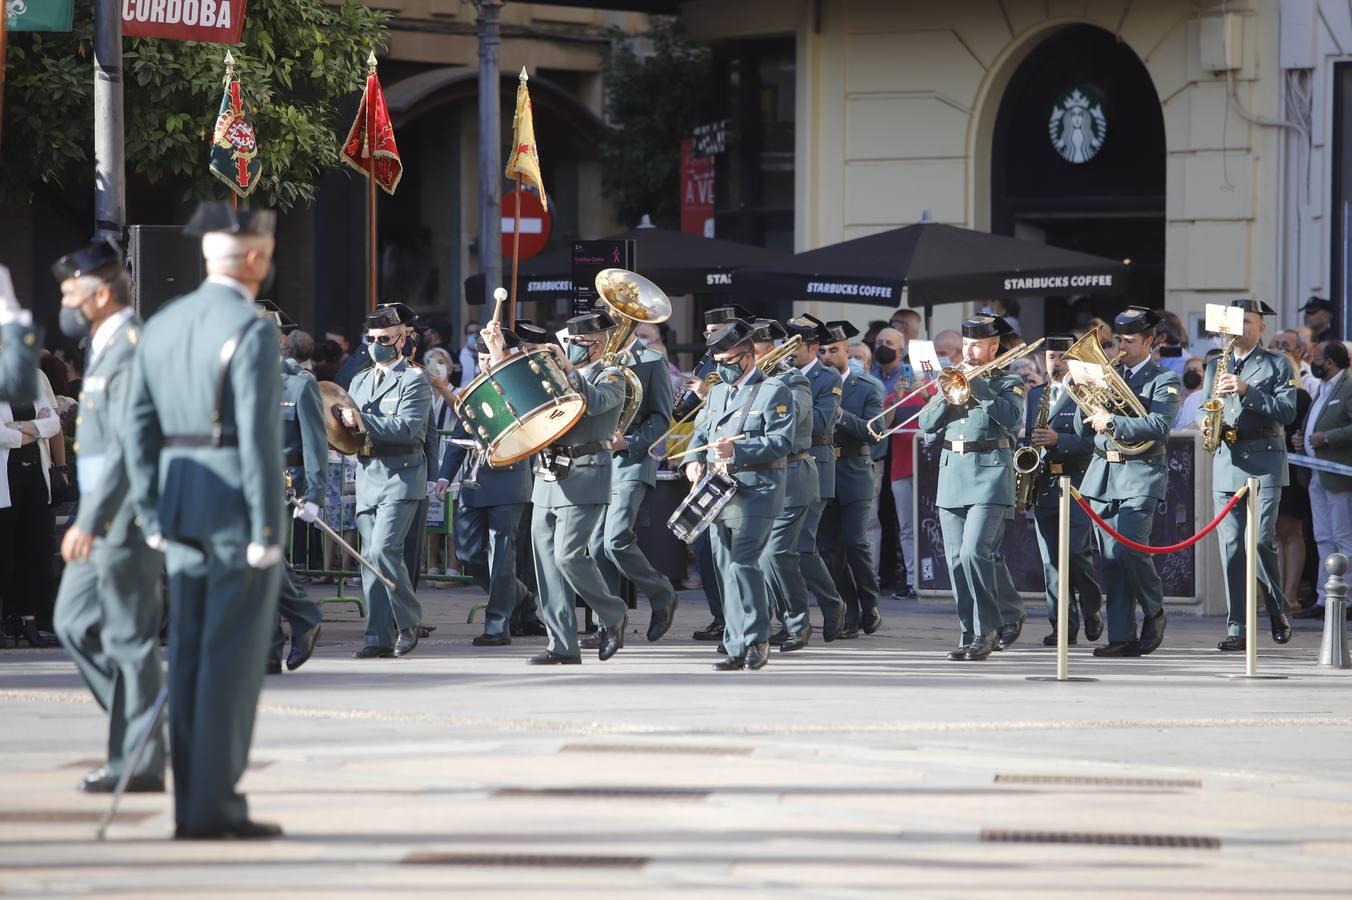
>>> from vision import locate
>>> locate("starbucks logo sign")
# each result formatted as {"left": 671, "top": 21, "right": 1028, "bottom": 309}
{"left": 1049, "top": 87, "right": 1107, "bottom": 164}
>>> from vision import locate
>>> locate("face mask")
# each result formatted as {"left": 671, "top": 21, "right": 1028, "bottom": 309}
{"left": 59, "top": 304, "right": 92, "bottom": 339}
{"left": 433, "top": 363, "right": 447, "bottom": 380}
{"left": 847, "top": 358, "right": 865, "bottom": 377}
{"left": 1311, "top": 362, "right": 1328, "bottom": 380}
{"left": 566, "top": 341, "right": 591, "bottom": 365}
{"left": 875, "top": 346, "right": 897, "bottom": 366}
{"left": 369, "top": 340, "right": 399, "bottom": 364}
{"left": 1182, "top": 370, "right": 1202, "bottom": 390}
{"left": 716, "top": 354, "right": 746, "bottom": 384}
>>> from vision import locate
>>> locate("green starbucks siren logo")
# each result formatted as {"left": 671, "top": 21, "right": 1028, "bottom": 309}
{"left": 1049, "top": 87, "right": 1107, "bottom": 164}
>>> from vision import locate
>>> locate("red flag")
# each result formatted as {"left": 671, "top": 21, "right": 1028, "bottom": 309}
{"left": 341, "top": 61, "right": 402, "bottom": 195}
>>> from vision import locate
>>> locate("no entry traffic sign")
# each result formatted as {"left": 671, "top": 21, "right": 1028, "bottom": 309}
{"left": 501, "top": 190, "right": 551, "bottom": 260}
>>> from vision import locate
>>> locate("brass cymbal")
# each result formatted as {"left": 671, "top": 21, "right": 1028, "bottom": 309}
{"left": 318, "top": 381, "right": 363, "bottom": 455}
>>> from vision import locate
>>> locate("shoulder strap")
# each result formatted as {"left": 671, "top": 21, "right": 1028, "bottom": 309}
{"left": 735, "top": 381, "right": 765, "bottom": 435}
{"left": 212, "top": 317, "right": 262, "bottom": 446}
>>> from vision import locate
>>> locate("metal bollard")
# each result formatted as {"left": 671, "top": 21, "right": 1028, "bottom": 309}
{"left": 1319, "top": 553, "right": 1350, "bottom": 669}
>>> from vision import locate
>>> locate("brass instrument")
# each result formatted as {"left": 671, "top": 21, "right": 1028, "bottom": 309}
{"left": 1200, "top": 336, "right": 1236, "bottom": 455}
{"left": 594, "top": 268, "right": 672, "bottom": 435}
{"left": 1057, "top": 331, "right": 1155, "bottom": 456}
{"left": 1013, "top": 377, "right": 1054, "bottom": 514}
{"left": 879, "top": 339, "right": 1046, "bottom": 438}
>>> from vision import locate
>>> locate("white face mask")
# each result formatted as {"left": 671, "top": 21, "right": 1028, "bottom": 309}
{"left": 433, "top": 362, "right": 447, "bottom": 380}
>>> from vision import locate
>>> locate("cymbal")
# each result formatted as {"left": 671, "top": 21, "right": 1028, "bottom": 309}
{"left": 318, "top": 381, "right": 363, "bottom": 455}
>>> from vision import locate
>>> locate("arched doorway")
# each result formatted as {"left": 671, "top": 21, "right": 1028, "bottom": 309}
{"left": 990, "top": 24, "right": 1165, "bottom": 336}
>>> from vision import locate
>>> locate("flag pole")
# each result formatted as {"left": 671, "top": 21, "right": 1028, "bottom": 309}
{"left": 225, "top": 51, "right": 238, "bottom": 210}
{"left": 366, "top": 51, "right": 378, "bottom": 313}
{"left": 509, "top": 175, "right": 521, "bottom": 329}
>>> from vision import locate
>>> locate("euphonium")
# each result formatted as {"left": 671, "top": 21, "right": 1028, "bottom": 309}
{"left": 595, "top": 268, "right": 672, "bottom": 435}
{"left": 1058, "top": 332, "right": 1155, "bottom": 456}
{"left": 1200, "top": 337, "right": 1235, "bottom": 455}
{"left": 1013, "top": 376, "right": 1053, "bottom": 514}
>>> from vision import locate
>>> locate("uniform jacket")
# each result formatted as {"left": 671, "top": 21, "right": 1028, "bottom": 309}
{"left": 1303, "top": 369, "right": 1352, "bottom": 492}
{"left": 611, "top": 346, "right": 673, "bottom": 488}
{"left": 1024, "top": 381, "right": 1095, "bottom": 510}
{"left": 1070, "top": 358, "right": 1181, "bottom": 503}
{"left": 348, "top": 357, "right": 432, "bottom": 508}
{"left": 124, "top": 281, "right": 283, "bottom": 549}
{"left": 438, "top": 415, "right": 532, "bottom": 508}
{"left": 1199, "top": 345, "right": 1297, "bottom": 492}
{"left": 0, "top": 320, "right": 39, "bottom": 403}
{"left": 803, "top": 359, "right": 842, "bottom": 500}
{"left": 281, "top": 357, "right": 327, "bottom": 505}
{"left": 690, "top": 368, "right": 793, "bottom": 524}
{"left": 918, "top": 370, "right": 1024, "bottom": 509}
{"left": 768, "top": 364, "right": 818, "bottom": 510}
{"left": 532, "top": 362, "right": 626, "bottom": 509}
{"left": 73, "top": 312, "right": 143, "bottom": 544}
{"left": 834, "top": 369, "right": 885, "bottom": 505}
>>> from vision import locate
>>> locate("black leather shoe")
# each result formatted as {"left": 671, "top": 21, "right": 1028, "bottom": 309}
{"left": 1271, "top": 611, "right": 1292, "bottom": 644}
{"left": 352, "top": 646, "right": 394, "bottom": 659}
{"left": 286, "top": 624, "right": 321, "bottom": 671}
{"left": 995, "top": 617, "right": 1024, "bottom": 651}
{"left": 692, "top": 621, "right": 725, "bottom": 641}
{"left": 472, "top": 632, "right": 511, "bottom": 647}
{"left": 1083, "top": 610, "right": 1104, "bottom": 642}
{"left": 79, "top": 768, "right": 164, "bottom": 794}
{"left": 416, "top": 624, "right": 436, "bottom": 638}
{"left": 265, "top": 658, "right": 283, "bottom": 676}
{"left": 768, "top": 628, "right": 790, "bottom": 646}
{"left": 598, "top": 616, "right": 626, "bottom": 661}
{"left": 1041, "top": 630, "right": 1078, "bottom": 647}
{"left": 1093, "top": 640, "right": 1142, "bottom": 658}
{"left": 579, "top": 630, "right": 602, "bottom": 650}
{"left": 964, "top": 633, "right": 997, "bottom": 660}
{"left": 713, "top": 654, "right": 746, "bottom": 671}
{"left": 1217, "top": 634, "right": 1246, "bottom": 652}
{"left": 822, "top": 608, "right": 843, "bottom": 642}
{"left": 1292, "top": 604, "right": 1325, "bottom": 619}
{"left": 745, "top": 641, "right": 770, "bottom": 670}
{"left": 862, "top": 608, "right": 883, "bottom": 634}
{"left": 947, "top": 643, "right": 972, "bottom": 661}
{"left": 1138, "top": 610, "right": 1167, "bottom": 655}
{"left": 528, "top": 650, "right": 581, "bottom": 665}
{"left": 517, "top": 618, "right": 548, "bottom": 637}
{"left": 393, "top": 628, "right": 419, "bottom": 657}
{"left": 175, "top": 819, "right": 283, "bottom": 841}
{"left": 836, "top": 622, "right": 860, "bottom": 640}
{"left": 780, "top": 625, "right": 813, "bottom": 653}
{"left": 647, "top": 598, "right": 678, "bottom": 642}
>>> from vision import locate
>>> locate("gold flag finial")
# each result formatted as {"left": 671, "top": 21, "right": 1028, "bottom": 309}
{"left": 367, "top": 50, "right": 378, "bottom": 72}
{"left": 224, "top": 50, "right": 235, "bottom": 69}
{"left": 519, "top": 66, "right": 529, "bottom": 82}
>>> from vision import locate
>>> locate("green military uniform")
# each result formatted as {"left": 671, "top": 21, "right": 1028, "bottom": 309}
{"left": 762, "top": 361, "right": 817, "bottom": 642}
{"left": 795, "top": 351, "right": 847, "bottom": 635}
{"left": 123, "top": 205, "right": 284, "bottom": 837}
{"left": 1199, "top": 301, "right": 1297, "bottom": 645}
{"left": 826, "top": 363, "right": 885, "bottom": 630}
{"left": 53, "top": 268, "right": 166, "bottom": 788}
{"left": 273, "top": 356, "right": 325, "bottom": 666}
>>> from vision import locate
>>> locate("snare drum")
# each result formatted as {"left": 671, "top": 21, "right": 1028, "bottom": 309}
{"left": 667, "top": 472, "right": 739, "bottom": 543}
{"left": 455, "top": 348, "right": 587, "bottom": 466}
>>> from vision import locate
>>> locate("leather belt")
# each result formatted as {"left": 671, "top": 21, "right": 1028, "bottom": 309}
{"left": 811, "top": 433, "right": 834, "bottom": 447}
{"left": 555, "top": 440, "right": 611, "bottom": 459}
{"left": 836, "top": 445, "right": 871, "bottom": 458}
{"left": 943, "top": 438, "right": 1010, "bottom": 453}
{"left": 733, "top": 458, "right": 786, "bottom": 472}
{"left": 1224, "top": 426, "right": 1285, "bottom": 444}
{"left": 165, "top": 435, "right": 239, "bottom": 448}
{"left": 1094, "top": 447, "right": 1155, "bottom": 463}
{"left": 360, "top": 443, "right": 421, "bottom": 458}
{"left": 787, "top": 450, "right": 811, "bottom": 462}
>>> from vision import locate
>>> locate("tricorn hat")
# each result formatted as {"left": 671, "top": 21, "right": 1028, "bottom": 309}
{"left": 512, "top": 319, "right": 554, "bottom": 346}
{"left": 704, "top": 304, "right": 752, "bottom": 327}
{"left": 366, "top": 302, "right": 418, "bottom": 330}
{"left": 824, "top": 320, "right": 860, "bottom": 344}
{"left": 474, "top": 329, "right": 523, "bottom": 354}
{"left": 785, "top": 313, "right": 831, "bottom": 344}
{"left": 184, "top": 201, "right": 276, "bottom": 238}
{"left": 707, "top": 319, "right": 755, "bottom": 353}
{"left": 1045, "top": 332, "right": 1077, "bottom": 351}
{"left": 565, "top": 310, "right": 617, "bottom": 336}
{"left": 1231, "top": 298, "right": 1277, "bottom": 317}
{"left": 961, "top": 314, "right": 1013, "bottom": 339}
{"left": 1113, "top": 306, "right": 1161, "bottom": 335}
{"left": 51, "top": 238, "right": 123, "bottom": 282}
{"left": 749, "top": 318, "right": 788, "bottom": 343}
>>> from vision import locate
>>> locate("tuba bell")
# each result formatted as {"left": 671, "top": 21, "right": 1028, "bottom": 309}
{"left": 1058, "top": 332, "right": 1155, "bottom": 456}
{"left": 595, "top": 268, "right": 672, "bottom": 435}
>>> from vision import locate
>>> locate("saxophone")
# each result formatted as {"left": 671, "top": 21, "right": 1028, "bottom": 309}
{"left": 1013, "top": 378, "right": 1053, "bottom": 514}
{"left": 1200, "top": 337, "right": 1236, "bottom": 455}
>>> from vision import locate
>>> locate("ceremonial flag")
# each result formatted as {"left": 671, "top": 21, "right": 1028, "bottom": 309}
{"left": 505, "top": 67, "right": 546, "bottom": 211}
{"left": 341, "top": 53, "right": 402, "bottom": 195}
{"left": 209, "top": 51, "right": 261, "bottom": 199}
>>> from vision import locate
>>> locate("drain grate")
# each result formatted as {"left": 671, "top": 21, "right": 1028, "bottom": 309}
{"left": 981, "top": 829, "right": 1219, "bottom": 849}
{"left": 994, "top": 774, "right": 1201, "bottom": 789}
{"left": 493, "top": 787, "right": 709, "bottom": 801}
{"left": 0, "top": 810, "right": 157, "bottom": 824}
{"left": 403, "top": 852, "right": 648, "bottom": 868}
{"left": 560, "top": 743, "right": 752, "bottom": 756}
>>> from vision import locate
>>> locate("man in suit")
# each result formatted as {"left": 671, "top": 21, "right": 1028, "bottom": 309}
{"left": 503, "top": 312, "right": 629, "bottom": 665}
{"left": 123, "top": 202, "right": 283, "bottom": 839}
{"left": 820, "top": 321, "right": 885, "bottom": 637}
{"left": 1023, "top": 335, "right": 1103, "bottom": 645}
{"left": 51, "top": 240, "right": 166, "bottom": 794}
{"left": 0, "top": 265, "right": 40, "bottom": 403}
{"left": 687, "top": 319, "right": 794, "bottom": 670}
{"left": 1202, "top": 300, "right": 1298, "bottom": 651}
{"left": 918, "top": 314, "right": 1025, "bottom": 660}
{"left": 435, "top": 329, "right": 534, "bottom": 646}
{"left": 1292, "top": 340, "right": 1352, "bottom": 618}
{"left": 341, "top": 302, "right": 432, "bottom": 659}
{"left": 1071, "top": 306, "right": 1181, "bottom": 658}
{"left": 784, "top": 314, "right": 846, "bottom": 640}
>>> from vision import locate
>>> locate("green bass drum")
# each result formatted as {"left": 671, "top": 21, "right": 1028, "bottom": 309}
{"left": 454, "top": 348, "right": 586, "bottom": 466}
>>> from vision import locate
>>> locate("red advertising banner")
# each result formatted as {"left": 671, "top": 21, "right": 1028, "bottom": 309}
{"left": 122, "top": 0, "right": 247, "bottom": 44}
{"left": 680, "top": 138, "right": 715, "bottom": 238}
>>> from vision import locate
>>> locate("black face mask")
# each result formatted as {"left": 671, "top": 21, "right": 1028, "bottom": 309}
{"left": 874, "top": 346, "right": 897, "bottom": 366}
{"left": 1311, "top": 362, "right": 1328, "bottom": 381}
{"left": 1183, "top": 370, "right": 1202, "bottom": 390}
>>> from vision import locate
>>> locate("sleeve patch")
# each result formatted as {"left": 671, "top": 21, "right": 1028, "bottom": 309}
{"left": 832, "top": 387, "right": 843, "bottom": 395}
{"left": 1291, "top": 378, "right": 1300, "bottom": 387}
{"left": 776, "top": 404, "right": 788, "bottom": 415}
{"left": 1166, "top": 386, "right": 1179, "bottom": 395}
{"left": 1012, "top": 386, "right": 1024, "bottom": 396}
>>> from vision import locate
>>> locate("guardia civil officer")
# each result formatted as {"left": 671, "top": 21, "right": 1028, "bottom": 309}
{"left": 51, "top": 240, "right": 165, "bottom": 794}
{"left": 435, "top": 328, "right": 534, "bottom": 646}
{"left": 505, "top": 312, "right": 630, "bottom": 665}
{"left": 0, "top": 264, "right": 39, "bottom": 403}
{"left": 686, "top": 319, "right": 794, "bottom": 670}
{"left": 1023, "top": 335, "right": 1103, "bottom": 645}
{"left": 123, "top": 202, "right": 284, "bottom": 840}
{"left": 1201, "top": 300, "right": 1297, "bottom": 650}
{"left": 918, "top": 314, "right": 1025, "bottom": 661}
{"left": 783, "top": 314, "right": 846, "bottom": 640}
{"left": 1070, "top": 306, "right": 1181, "bottom": 657}
{"left": 820, "top": 321, "right": 885, "bottom": 636}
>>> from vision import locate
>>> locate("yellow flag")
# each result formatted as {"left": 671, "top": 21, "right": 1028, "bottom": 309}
{"left": 505, "top": 67, "right": 547, "bottom": 211}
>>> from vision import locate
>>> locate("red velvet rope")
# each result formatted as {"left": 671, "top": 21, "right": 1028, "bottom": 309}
{"left": 1070, "top": 485, "right": 1249, "bottom": 555}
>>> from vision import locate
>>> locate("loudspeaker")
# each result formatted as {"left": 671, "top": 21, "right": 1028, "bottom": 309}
{"left": 127, "top": 225, "right": 203, "bottom": 320}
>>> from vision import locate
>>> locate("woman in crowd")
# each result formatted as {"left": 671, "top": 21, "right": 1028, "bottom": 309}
{"left": 423, "top": 346, "right": 459, "bottom": 582}
{"left": 1277, "top": 349, "right": 1314, "bottom": 611}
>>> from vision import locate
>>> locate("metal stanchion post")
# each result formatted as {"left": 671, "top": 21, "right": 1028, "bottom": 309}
{"left": 1224, "top": 478, "right": 1286, "bottom": 681}
{"left": 1319, "top": 553, "right": 1350, "bottom": 668}
{"left": 1029, "top": 476, "right": 1095, "bottom": 683}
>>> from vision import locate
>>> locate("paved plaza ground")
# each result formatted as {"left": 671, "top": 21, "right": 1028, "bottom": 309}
{"left": 1, "top": 583, "right": 1350, "bottom": 898}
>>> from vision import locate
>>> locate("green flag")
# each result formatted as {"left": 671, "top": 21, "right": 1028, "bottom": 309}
{"left": 8, "top": 0, "right": 74, "bottom": 32}
{"left": 209, "top": 60, "right": 261, "bottom": 199}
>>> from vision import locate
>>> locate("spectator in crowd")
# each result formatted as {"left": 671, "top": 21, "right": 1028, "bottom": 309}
{"left": 422, "top": 346, "right": 459, "bottom": 582}
{"left": 311, "top": 339, "right": 344, "bottom": 383}
{"left": 885, "top": 375, "right": 930, "bottom": 601}
{"left": 846, "top": 342, "right": 886, "bottom": 568}
{"left": 1303, "top": 297, "right": 1335, "bottom": 344}
{"left": 283, "top": 330, "right": 316, "bottom": 376}
{"left": 932, "top": 329, "right": 961, "bottom": 369}
{"left": 324, "top": 330, "right": 352, "bottom": 364}
{"left": 459, "top": 320, "right": 481, "bottom": 385}
{"left": 890, "top": 308, "right": 923, "bottom": 342}
{"left": 870, "top": 327, "right": 910, "bottom": 397}
{"left": 980, "top": 299, "right": 1022, "bottom": 336}
{"left": 1276, "top": 348, "right": 1313, "bottom": 613}
{"left": 1008, "top": 355, "right": 1045, "bottom": 389}
{"left": 1174, "top": 355, "right": 1208, "bottom": 430}
{"left": 1154, "top": 311, "right": 1188, "bottom": 376}
{"left": 59, "top": 347, "right": 84, "bottom": 399}
{"left": 861, "top": 320, "right": 887, "bottom": 351}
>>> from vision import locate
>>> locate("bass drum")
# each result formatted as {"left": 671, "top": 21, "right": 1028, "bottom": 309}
{"left": 455, "top": 348, "right": 587, "bottom": 466}
{"left": 667, "top": 472, "right": 739, "bottom": 544}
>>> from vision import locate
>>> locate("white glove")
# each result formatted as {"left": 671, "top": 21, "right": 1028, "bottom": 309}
{"left": 145, "top": 532, "right": 167, "bottom": 552}
{"left": 246, "top": 543, "right": 283, "bottom": 569}
{"left": 293, "top": 501, "right": 320, "bottom": 523}
{"left": 435, "top": 478, "right": 450, "bottom": 501}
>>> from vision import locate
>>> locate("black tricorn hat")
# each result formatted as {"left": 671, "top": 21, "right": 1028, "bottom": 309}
{"left": 474, "top": 329, "right": 523, "bottom": 354}
{"left": 824, "top": 320, "right": 860, "bottom": 344}
{"left": 1302, "top": 296, "right": 1334, "bottom": 314}
{"left": 366, "top": 302, "right": 418, "bottom": 330}
{"left": 1113, "top": 305, "right": 1161, "bottom": 335}
{"left": 184, "top": 201, "right": 277, "bottom": 237}
{"left": 1231, "top": 298, "right": 1276, "bottom": 317}
{"left": 785, "top": 313, "right": 831, "bottom": 344}
{"left": 565, "top": 310, "right": 617, "bottom": 336}
{"left": 51, "top": 238, "right": 122, "bottom": 281}
{"left": 749, "top": 318, "right": 788, "bottom": 343}
{"left": 512, "top": 319, "right": 553, "bottom": 346}
{"left": 254, "top": 299, "right": 298, "bottom": 332}
{"left": 1045, "top": 332, "right": 1077, "bottom": 351}
{"left": 704, "top": 304, "right": 752, "bottom": 326}
{"left": 707, "top": 319, "right": 754, "bottom": 353}
{"left": 961, "top": 314, "right": 1013, "bottom": 339}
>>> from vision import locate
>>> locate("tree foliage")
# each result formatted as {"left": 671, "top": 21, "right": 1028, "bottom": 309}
{"left": 599, "top": 17, "right": 714, "bottom": 230}
{"left": 2, "top": 0, "right": 388, "bottom": 210}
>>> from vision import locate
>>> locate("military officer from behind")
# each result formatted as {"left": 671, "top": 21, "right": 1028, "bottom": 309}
{"left": 1024, "top": 334, "right": 1103, "bottom": 645}
{"left": 52, "top": 240, "right": 166, "bottom": 795}
{"left": 1071, "top": 306, "right": 1181, "bottom": 657}
{"left": 0, "top": 264, "right": 40, "bottom": 403}
{"left": 123, "top": 202, "right": 284, "bottom": 840}
{"left": 918, "top": 314, "right": 1025, "bottom": 661}
{"left": 1202, "top": 300, "right": 1297, "bottom": 651}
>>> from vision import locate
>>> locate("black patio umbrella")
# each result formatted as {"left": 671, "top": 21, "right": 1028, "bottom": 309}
{"left": 737, "top": 222, "right": 1129, "bottom": 308}
{"left": 463, "top": 226, "right": 791, "bottom": 305}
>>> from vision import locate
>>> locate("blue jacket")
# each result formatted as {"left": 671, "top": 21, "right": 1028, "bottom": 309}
{"left": 281, "top": 358, "right": 327, "bottom": 505}
{"left": 803, "top": 359, "right": 842, "bottom": 500}
{"left": 833, "top": 369, "right": 885, "bottom": 504}
{"left": 438, "top": 415, "right": 532, "bottom": 508}
{"left": 1023, "top": 381, "right": 1094, "bottom": 510}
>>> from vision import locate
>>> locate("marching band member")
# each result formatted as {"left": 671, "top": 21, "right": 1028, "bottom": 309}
{"left": 1202, "top": 300, "right": 1297, "bottom": 651}
{"left": 686, "top": 319, "right": 794, "bottom": 670}
{"left": 1023, "top": 334, "right": 1103, "bottom": 645}
{"left": 1070, "top": 306, "right": 1180, "bottom": 657}
{"left": 918, "top": 314, "right": 1024, "bottom": 661}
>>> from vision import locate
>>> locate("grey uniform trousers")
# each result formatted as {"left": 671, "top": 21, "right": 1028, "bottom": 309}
{"left": 712, "top": 515, "right": 775, "bottom": 657}
{"left": 590, "top": 480, "right": 676, "bottom": 613}
{"left": 764, "top": 503, "right": 811, "bottom": 635}
{"left": 356, "top": 499, "right": 423, "bottom": 648}
{"left": 938, "top": 504, "right": 1013, "bottom": 644}
{"left": 1215, "top": 484, "right": 1287, "bottom": 636}
{"left": 457, "top": 502, "right": 529, "bottom": 636}
{"left": 533, "top": 503, "right": 627, "bottom": 658}
{"left": 1090, "top": 497, "right": 1164, "bottom": 643}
